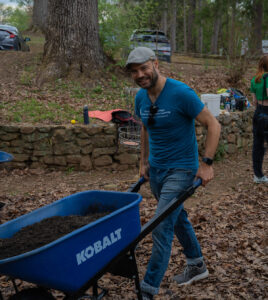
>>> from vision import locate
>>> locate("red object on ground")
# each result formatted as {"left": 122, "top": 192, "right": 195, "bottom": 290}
{"left": 88, "top": 109, "right": 124, "bottom": 122}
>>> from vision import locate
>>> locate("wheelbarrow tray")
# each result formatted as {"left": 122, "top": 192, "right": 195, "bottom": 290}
{"left": 0, "top": 190, "right": 142, "bottom": 293}
{"left": 0, "top": 151, "right": 13, "bottom": 163}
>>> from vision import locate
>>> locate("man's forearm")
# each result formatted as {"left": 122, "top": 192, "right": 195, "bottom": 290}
{"left": 203, "top": 119, "right": 221, "bottom": 159}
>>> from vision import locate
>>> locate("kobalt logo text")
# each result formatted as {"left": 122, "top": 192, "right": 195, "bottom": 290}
{"left": 76, "top": 228, "right": 122, "bottom": 266}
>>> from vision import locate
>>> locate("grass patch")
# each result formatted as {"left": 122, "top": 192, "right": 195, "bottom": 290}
{"left": 28, "top": 35, "right": 45, "bottom": 45}
{"left": 7, "top": 98, "right": 83, "bottom": 124}
{"left": 92, "top": 85, "right": 103, "bottom": 94}
{"left": 20, "top": 71, "right": 33, "bottom": 86}
{"left": 214, "top": 143, "right": 226, "bottom": 161}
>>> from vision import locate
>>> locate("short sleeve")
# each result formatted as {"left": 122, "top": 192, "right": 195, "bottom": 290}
{"left": 180, "top": 87, "right": 204, "bottom": 119}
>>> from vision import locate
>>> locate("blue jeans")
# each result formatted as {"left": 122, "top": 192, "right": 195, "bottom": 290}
{"left": 141, "top": 167, "right": 203, "bottom": 295}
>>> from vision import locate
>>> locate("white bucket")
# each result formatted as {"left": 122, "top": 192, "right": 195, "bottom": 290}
{"left": 200, "top": 94, "right": 221, "bottom": 117}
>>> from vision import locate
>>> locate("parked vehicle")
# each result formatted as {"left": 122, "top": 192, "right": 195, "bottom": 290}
{"left": 0, "top": 24, "right": 30, "bottom": 51}
{"left": 130, "top": 29, "right": 171, "bottom": 63}
{"left": 262, "top": 40, "right": 268, "bottom": 54}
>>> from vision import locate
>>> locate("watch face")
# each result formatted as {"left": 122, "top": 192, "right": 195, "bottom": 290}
{"left": 202, "top": 157, "right": 213, "bottom": 165}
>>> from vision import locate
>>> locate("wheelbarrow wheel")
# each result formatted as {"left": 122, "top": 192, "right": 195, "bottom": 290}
{"left": 9, "top": 287, "right": 55, "bottom": 300}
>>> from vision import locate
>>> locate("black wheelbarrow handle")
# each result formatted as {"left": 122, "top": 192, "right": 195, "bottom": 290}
{"left": 127, "top": 176, "right": 146, "bottom": 193}
{"left": 128, "top": 176, "right": 202, "bottom": 193}
{"left": 129, "top": 176, "right": 202, "bottom": 245}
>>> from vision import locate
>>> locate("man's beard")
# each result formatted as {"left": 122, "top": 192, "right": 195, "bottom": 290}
{"left": 136, "top": 67, "right": 159, "bottom": 89}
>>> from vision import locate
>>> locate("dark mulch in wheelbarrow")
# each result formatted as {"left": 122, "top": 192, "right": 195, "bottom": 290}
{"left": 0, "top": 212, "right": 109, "bottom": 259}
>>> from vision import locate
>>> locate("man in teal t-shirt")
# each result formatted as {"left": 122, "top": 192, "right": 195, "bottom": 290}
{"left": 126, "top": 47, "right": 221, "bottom": 300}
{"left": 135, "top": 78, "right": 203, "bottom": 172}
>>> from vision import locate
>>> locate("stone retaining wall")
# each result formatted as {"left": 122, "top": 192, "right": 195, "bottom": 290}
{"left": 0, "top": 109, "right": 254, "bottom": 171}
{"left": 197, "top": 109, "right": 254, "bottom": 156}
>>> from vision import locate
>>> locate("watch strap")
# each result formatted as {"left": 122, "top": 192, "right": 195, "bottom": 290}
{"left": 202, "top": 157, "right": 213, "bottom": 165}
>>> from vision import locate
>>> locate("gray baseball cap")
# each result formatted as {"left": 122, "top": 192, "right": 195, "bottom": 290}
{"left": 126, "top": 47, "right": 156, "bottom": 69}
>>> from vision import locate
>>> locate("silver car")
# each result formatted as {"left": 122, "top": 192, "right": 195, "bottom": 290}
{"left": 0, "top": 24, "right": 30, "bottom": 51}
{"left": 130, "top": 29, "right": 171, "bottom": 62}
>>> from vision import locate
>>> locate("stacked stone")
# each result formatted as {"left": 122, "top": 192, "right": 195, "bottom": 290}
{"left": 0, "top": 109, "right": 254, "bottom": 171}
{"left": 0, "top": 123, "right": 138, "bottom": 171}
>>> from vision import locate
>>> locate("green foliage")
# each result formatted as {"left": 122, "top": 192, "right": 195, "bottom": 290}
{"left": 98, "top": 0, "right": 166, "bottom": 61}
{"left": 65, "top": 167, "right": 74, "bottom": 175}
{"left": 98, "top": 0, "right": 135, "bottom": 60}
{"left": 214, "top": 143, "right": 226, "bottom": 162}
{"left": 0, "top": 5, "right": 31, "bottom": 32}
{"left": 129, "top": 0, "right": 161, "bottom": 29}
{"left": 11, "top": 0, "right": 33, "bottom": 8}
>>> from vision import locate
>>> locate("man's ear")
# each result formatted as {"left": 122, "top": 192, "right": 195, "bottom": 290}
{"left": 153, "top": 59, "right": 159, "bottom": 69}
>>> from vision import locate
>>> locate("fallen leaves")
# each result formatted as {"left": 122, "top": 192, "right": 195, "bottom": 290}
{"left": 0, "top": 153, "right": 267, "bottom": 299}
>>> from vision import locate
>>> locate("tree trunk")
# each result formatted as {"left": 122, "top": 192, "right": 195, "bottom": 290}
{"left": 197, "top": 0, "right": 203, "bottom": 53}
{"left": 161, "top": 1, "right": 168, "bottom": 34}
{"left": 210, "top": 1, "right": 221, "bottom": 55}
{"left": 251, "top": 0, "right": 263, "bottom": 55}
{"left": 170, "top": 0, "right": 177, "bottom": 52}
{"left": 33, "top": 0, "right": 48, "bottom": 32}
{"left": 39, "top": 0, "right": 105, "bottom": 83}
{"left": 187, "top": 0, "right": 196, "bottom": 53}
{"left": 183, "top": 0, "right": 187, "bottom": 53}
{"left": 228, "top": 0, "right": 236, "bottom": 58}
{"left": 210, "top": 17, "right": 221, "bottom": 54}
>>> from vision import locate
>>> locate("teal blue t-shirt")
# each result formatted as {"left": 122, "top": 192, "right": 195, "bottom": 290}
{"left": 135, "top": 78, "right": 204, "bottom": 172}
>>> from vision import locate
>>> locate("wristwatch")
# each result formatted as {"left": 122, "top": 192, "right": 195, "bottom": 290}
{"left": 202, "top": 157, "right": 213, "bottom": 166}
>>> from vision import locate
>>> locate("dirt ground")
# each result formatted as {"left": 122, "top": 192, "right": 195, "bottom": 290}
{"left": 0, "top": 34, "right": 267, "bottom": 299}
{"left": 0, "top": 150, "right": 267, "bottom": 299}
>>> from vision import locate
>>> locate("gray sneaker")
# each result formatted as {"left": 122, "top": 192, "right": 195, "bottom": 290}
{"left": 173, "top": 262, "right": 209, "bottom": 285}
{"left": 254, "top": 175, "right": 268, "bottom": 184}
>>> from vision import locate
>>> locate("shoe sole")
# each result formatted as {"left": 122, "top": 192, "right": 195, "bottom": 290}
{"left": 176, "top": 270, "right": 209, "bottom": 286}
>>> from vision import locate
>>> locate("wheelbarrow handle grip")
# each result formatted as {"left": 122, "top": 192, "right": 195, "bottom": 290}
{"left": 128, "top": 176, "right": 146, "bottom": 193}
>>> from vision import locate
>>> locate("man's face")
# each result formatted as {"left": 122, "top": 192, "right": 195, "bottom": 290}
{"left": 129, "top": 60, "right": 159, "bottom": 89}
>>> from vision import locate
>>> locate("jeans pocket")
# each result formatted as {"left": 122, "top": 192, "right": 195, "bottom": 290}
{"left": 163, "top": 169, "right": 195, "bottom": 194}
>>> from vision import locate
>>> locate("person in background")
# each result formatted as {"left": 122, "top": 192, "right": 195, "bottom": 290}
{"left": 125, "top": 47, "right": 221, "bottom": 300}
{"left": 250, "top": 55, "right": 268, "bottom": 184}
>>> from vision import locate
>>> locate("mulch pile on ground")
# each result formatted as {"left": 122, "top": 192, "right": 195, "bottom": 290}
{"left": 0, "top": 212, "right": 109, "bottom": 260}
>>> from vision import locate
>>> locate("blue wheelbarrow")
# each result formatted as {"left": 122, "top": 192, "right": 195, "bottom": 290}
{"left": 0, "top": 152, "right": 14, "bottom": 164}
{"left": 0, "top": 152, "right": 13, "bottom": 210}
{"left": 0, "top": 177, "right": 201, "bottom": 300}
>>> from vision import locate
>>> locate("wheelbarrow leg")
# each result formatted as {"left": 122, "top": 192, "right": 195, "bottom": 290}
{"left": 91, "top": 282, "right": 107, "bottom": 300}
{"left": 11, "top": 278, "right": 19, "bottom": 293}
{"left": 108, "top": 247, "right": 143, "bottom": 300}
{"left": 130, "top": 249, "right": 143, "bottom": 300}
